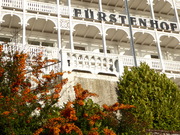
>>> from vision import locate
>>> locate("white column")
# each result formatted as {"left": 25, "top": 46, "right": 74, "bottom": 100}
{"left": 0, "top": 0, "right": 2, "bottom": 26}
{"left": 0, "top": 0, "right": 2, "bottom": 16}
{"left": 125, "top": 0, "right": 137, "bottom": 67}
{"left": 98, "top": 0, "right": 107, "bottom": 56}
{"left": 148, "top": 0, "right": 165, "bottom": 72}
{"left": 172, "top": 0, "right": 180, "bottom": 31}
{"left": 22, "top": 0, "right": 26, "bottom": 48}
{"left": 148, "top": 0, "right": 155, "bottom": 20}
{"left": 68, "top": 0, "right": 74, "bottom": 52}
{"left": 57, "top": 0, "right": 63, "bottom": 72}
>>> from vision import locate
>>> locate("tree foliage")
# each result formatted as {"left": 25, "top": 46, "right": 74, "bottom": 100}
{"left": 0, "top": 45, "right": 135, "bottom": 135}
{"left": 117, "top": 63, "right": 180, "bottom": 134}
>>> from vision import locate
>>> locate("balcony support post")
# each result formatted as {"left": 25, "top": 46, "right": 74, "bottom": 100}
{"left": 148, "top": 0, "right": 165, "bottom": 72}
{"left": 68, "top": 0, "right": 74, "bottom": 52}
{"left": 118, "top": 56, "right": 124, "bottom": 77}
{"left": 0, "top": 0, "right": 2, "bottom": 19}
{"left": 98, "top": 0, "right": 107, "bottom": 56}
{"left": 22, "top": 0, "right": 27, "bottom": 48}
{"left": 124, "top": 0, "right": 137, "bottom": 67}
{"left": 57, "top": 0, "right": 63, "bottom": 72}
{"left": 155, "top": 31, "right": 165, "bottom": 72}
{"left": 172, "top": 0, "right": 180, "bottom": 31}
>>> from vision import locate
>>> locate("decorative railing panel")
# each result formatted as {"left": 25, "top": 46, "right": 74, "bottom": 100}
{"left": 164, "top": 60, "right": 180, "bottom": 72}
{"left": 2, "top": 44, "right": 180, "bottom": 77}
{"left": 2, "top": 44, "right": 60, "bottom": 74}
{"left": 27, "top": 1, "right": 57, "bottom": 13}
{"left": 2, "top": 0, "right": 22, "bottom": 9}
{"left": 120, "top": 56, "right": 162, "bottom": 70}
{"left": 64, "top": 50, "right": 118, "bottom": 75}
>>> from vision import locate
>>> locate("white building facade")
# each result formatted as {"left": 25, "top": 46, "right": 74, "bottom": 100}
{"left": 1, "top": 0, "right": 180, "bottom": 85}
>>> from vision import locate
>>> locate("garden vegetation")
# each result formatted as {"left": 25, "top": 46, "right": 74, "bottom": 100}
{"left": 117, "top": 63, "right": 180, "bottom": 134}
{"left": 0, "top": 45, "right": 135, "bottom": 135}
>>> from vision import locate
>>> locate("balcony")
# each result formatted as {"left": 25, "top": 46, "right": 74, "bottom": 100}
{"left": 2, "top": 43, "right": 180, "bottom": 78}
{"left": 1, "top": 0, "right": 178, "bottom": 29}
{"left": 63, "top": 49, "right": 180, "bottom": 78}
{"left": 1, "top": 0, "right": 66, "bottom": 15}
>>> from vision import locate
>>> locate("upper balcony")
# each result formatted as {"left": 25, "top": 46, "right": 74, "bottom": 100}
{"left": 1, "top": 0, "right": 180, "bottom": 22}
{"left": 2, "top": 43, "right": 180, "bottom": 81}
{"left": 1, "top": 0, "right": 180, "bottom": 36}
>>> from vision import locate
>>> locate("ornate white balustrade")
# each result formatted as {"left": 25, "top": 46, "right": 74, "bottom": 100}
{"left": 62, "top": 50, "right": 180, "bottom": 77}
{"left": 63, "top": 50, "right": 118, "bottom": 75}
{"left": 27, "top": 1, "right": 57, "bottom": 14}
{"left": 2, "top": 44, "right": 180, "bottom": 77}
{"left": 2, "top": 0, "right": 68, "bottom": 15}
{"left": 0, "top": 0, "right": 177, "bottom": 24}
{"left": 2, "top": 44, "right": 60, "bottom": 74}
{"left": 2, "top": 0, "right": 22, "bottom": 9}
{"left": 120, "top": 56, "right": 162, "bottom": 70}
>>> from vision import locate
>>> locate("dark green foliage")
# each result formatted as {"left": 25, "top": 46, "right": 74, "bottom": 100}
{"left": 117, "top": 63, "right": 180, "bottom": 134}
{"left": 74, "top": 98, "right": 120, "bottom": 134}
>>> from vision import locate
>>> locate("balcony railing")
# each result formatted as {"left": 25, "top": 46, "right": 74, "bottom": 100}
{"left": 1, "top": 0, "right": 178, "bottom": 28}
{"left": 62, "top": 49, "right": 180, "bottom": 77}
{"left": 2, "top": 0, "right": 68, "bottom": 15}
{"left": 27, "top": 1, "right": 57, "bottom": 14}
{"left": 2, "top": 44, "right": 180, "bottom": 77}
{"left": 2, "top": 43, "right": 60, "bottom": 74}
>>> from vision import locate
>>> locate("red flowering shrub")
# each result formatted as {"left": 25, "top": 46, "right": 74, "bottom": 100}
{"left": 0, "top": 45, "right": 135, "bottom": 135}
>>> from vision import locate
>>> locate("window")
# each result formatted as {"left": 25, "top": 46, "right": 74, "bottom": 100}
{"left": 151, "top": 55, "right": 159, "bottom": 59}
{"left": 0, "top": 37, "right": 11, "bottom": 42}
{"left": 100, "top": 49, "right": 110, "bottom": 53}
{"left": 74, "top": 46, "right": 85, "bottom": 51}
{"left": 28, "top": 40, "right": 40, "bottom": 45}
{"left": 42, "top": 42, "right": 54, "bottom": 47}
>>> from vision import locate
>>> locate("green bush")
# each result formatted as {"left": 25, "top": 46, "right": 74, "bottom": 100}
{"left": 117, "top": 63, "right": 180, "bottom": 134}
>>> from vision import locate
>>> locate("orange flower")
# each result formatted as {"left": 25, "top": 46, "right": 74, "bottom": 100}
{"left": 53, "top": 94, "right": 60, "bottom": 99}
{"left": 0, "top": 93, "right": 4, "bottom": 98}
{"left": 88, "top": 128, "right": 99, "bottom": 135}
{"left": 0, "top": 67, "right": 4, "bottom": 77}
{"left": 74, "top": 84, "right": 98, "bottom": 100}
{"left": 23, "top": 88, "right": 30, "bottom": 95}
{"left": 60, "top": 102, "right": 78, "bottom": 121}
{"left": 68, "top": 71, "right": 71, "bottom": 74}
{"left": 33, "top": 128, "right": 43, "bottom": 135}
{"left": 103, "top": 128, "right": 116, "bottom": 135}
{"left": 57, "top": 72, "right": 63, "bottom": 76}
{"left": 37, "top": 107, "right": 41, "bottom": 110}
{"left": 19, "top": 113, "right": 24, "bottom": 116}
{"left": 61, "top": 123, "right": 83, "bottom": 135}
{"left": 103, "top": 103, "right": 135, "bottom": 112}
{"left": 88, "top": 131, "right": 99, "bottom": 135}
{"left": 53, "top": 127, "right": 60, "bottom": 135}
{"left": 89, "top": 115, "right": 101, "bottom": 121}
{"left": 0, "top": 45, "right": 2, "bottom": 53}
{"left": 77, "top": 100, "right": 84, "bottom": 106}
{"left": 2, "top": 111, "right": 10, "bottom": 115}
{"left": 103, "top": 104, "right": 110, "bottom": 111}
{"left": 47, "top": 59, "right": 58, "bottom": 63}
{"left": 83, "top": 113, "right": 88, "bottom": 117}
{"left": 26, "top": 120, "right": 30, "bottom": 123}
{"left": 89, "top": 120, "right": 95, "bottom": 126}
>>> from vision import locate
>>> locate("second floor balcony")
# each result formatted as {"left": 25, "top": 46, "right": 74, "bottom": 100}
{"left": 2, "top": 43, "right": 180, "bottom": 79}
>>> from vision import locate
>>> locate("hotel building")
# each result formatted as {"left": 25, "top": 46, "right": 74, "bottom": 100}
{"left": 1, "top": 0, "right": 180, "bottom": 103}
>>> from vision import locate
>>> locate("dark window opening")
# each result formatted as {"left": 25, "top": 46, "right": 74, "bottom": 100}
{"left": 42, "top": 42, "right": 54, "bottom": 47}
{"left": 28, "top": 40, "right": 40, "bottom": 45}
{"left": 74, "top": 46, "right": 85, "bottom": 51}
{"left": 151, "top": 55, "right": 159, "bottom": 59}
{"left": 100, "top": 49, "right": 110, "bottom": 53}
{"left": 0, "top": 37, "right": 11, "bottom": 42}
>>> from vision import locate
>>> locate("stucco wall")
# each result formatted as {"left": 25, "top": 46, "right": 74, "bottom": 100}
{"left": 59, "top": 71, "right": 119, "bottom": 106}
